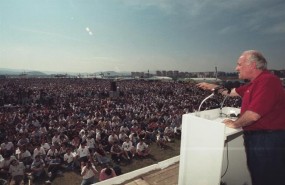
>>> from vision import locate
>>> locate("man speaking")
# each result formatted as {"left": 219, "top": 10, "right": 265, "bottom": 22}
{"left": 197, "top": 50, "right": 285, "bottom": 185}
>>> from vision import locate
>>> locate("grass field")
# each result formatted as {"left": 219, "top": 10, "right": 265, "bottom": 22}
{"left": 46, "top": 139, "right": 181, "bottom": 185}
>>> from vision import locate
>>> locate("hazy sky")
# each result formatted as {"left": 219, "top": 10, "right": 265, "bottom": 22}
{"left": 1, "top": 0, "right": 285, "bottom": 73}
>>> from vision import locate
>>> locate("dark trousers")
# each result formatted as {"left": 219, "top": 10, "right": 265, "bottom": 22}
{"left": 244, "top": 130, "right": 285, "bottom": 185}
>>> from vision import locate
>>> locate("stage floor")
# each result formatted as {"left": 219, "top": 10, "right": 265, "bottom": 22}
{"left": 124, "top": 163, "right": 179, "bottom": 185}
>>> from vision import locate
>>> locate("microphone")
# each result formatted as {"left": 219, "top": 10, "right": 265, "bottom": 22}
{"left": 196, "top": 83, "right": 221, "bottom": 117}
{"left": 219, "top": 81, "right": 241, "bottom": 117}
{"left": 196, "top": 92, "right": 214, "bottom": 117}
{"left": 232, "top": 81, "right": 241, "bottom": 88}
{"left": 218, "top": 81, "right": 241, "bottom": 94}
{"left": 224, "top": 81, "right": 233, "bottom": 94}
{"left": 196, "top": 81, "right": 241, "bottom": 117}
{"left": 220, "top": 96, "right": 228, "bottom": 117}
{"left": 196, "top": 81, "right": 230, "bottom": 117}
{"left": 210, "top": 82, "right": 231, "bottom": 95}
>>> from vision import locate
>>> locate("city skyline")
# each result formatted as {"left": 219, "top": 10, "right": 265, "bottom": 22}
{"left": 1, "top": 0, "right": 285, "bottom": 73}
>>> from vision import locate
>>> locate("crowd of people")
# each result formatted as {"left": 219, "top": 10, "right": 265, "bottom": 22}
{"left": 0, "top": 78, "right": 241, "bottom": 184}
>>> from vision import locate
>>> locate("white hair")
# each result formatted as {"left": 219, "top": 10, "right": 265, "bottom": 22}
{"left": 243, "top": 50, "right": 267, "bottom": 70}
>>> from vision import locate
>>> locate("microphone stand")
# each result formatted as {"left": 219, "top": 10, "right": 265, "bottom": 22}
{"left": 196, "top": 92, "right": 214, "bottom": 117}
{"left": 220, "top": 95, "right": 228, "bottom": 117}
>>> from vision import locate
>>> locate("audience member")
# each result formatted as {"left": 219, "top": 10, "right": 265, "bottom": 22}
{"left": 110, "top": 142, "right": 124, "bottom": 163}
{"left": 136, "top": 140, "right": 150, "bottom": 157}
{"left": 63, "top": 147, "right": 76, "bottom": 170}
{"left": 81, "top": 161, "right": 98, "bottom": 185}
{"left": 30, "top": 155, "right": 46, "bottom": 181}
{"left": 94, "top": 144, "right": 111, "bottom": 165}
{"left": 122, "top": 137, "right": 136, "bottom": 159}
{"left": 99, "top": 165, "right": 117, "bottom": 181}
{"left": 8, "top": 159, "right": 26, "bottom": 185}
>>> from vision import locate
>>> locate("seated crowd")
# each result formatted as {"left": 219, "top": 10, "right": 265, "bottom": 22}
{"left": 0, "top": 78, "right": 241, "bottom": 184}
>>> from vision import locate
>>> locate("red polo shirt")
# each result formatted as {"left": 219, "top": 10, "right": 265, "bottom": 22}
{"left": 236, "top": 70, "right": 285, "bottom": 131}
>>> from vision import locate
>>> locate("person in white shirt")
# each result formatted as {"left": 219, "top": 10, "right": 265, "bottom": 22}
{"left": 86, "top": 135, "right": 96, "bottom": 154}
{"left": 63, "top": 148, "right": 75, "bottom": 170}
{"left": 31, "top": 118, "right": 40, "bottom": 127}
{"left": 136, "top": 140, "right": 150, "bottom": 157}
{"left": 59, "top": 133, "right": 69, "bottom": 144}
{"left": 118, "top": 130, "right": 128, "bottom": 144}
{"left": 40, "top": 138, "right": 50, "bottom": 153}
{"left": 39, "top": 125, "right": 48, "bottom": 136}
{"left": 81, "top": 161, "right": 98, "bottom": 185}
{"left": 156, "top": 132, "right": 167, "bottom": 149}
{"left": 122, "top": 137, "right": 136, "bottom": 159}
{"left": 1, "top": 141, "right": 14, "bottom": 155}
{"left": 17, "top": 146, "right": 32, "bottom": 166}
{"left": 95, "top": 129, "right": 102, "bottom": 143}
{"left": 0, "top": 154, "right": 17, "bottom": 179}
{"left": 129, "top": 132, "right": 139, "bottom": 146}
{"left": 120, "top": 124, "right": 130, "bottom": 135}
{"left": 164, "top": 125, "right": 174, "bottom": 142}
{"left": 51, "top": 132, "right": 61, "bottom": 145}
{"left": 33, "top": 144, "right": 46, "bottom": 160}
{"left": 9, "top": 159, "right": 25, "bottom": 185}
{"left": 45, "top": 145, "right": 59, "bottom": 164}
{"left": 77, "top": 141, "right": 90, "bottom": 163}
{"left": 108, "top": 132, "right": 119, "bottom": 146}
{"left": 79, "top": 129, "right": 87, "bottom": 140}
{"left": 17, "top": 134, "right": 29, "bottom": 147}
{"left": 86, "top": 115, "right": 95, "bottom": 127}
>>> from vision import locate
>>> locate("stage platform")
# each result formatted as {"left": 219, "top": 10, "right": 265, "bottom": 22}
{"left": 96, "top": 156, "right": 179, "bottom": 185}
{"left": 124, "top": 163, "right": 179, "bottom": 185}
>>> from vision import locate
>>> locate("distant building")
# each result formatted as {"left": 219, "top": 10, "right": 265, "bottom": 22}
{"left": 166, "top": 71, "right": 173, "bottom": 77}
{"left": 173, "top": 71, "right": 179, "bottom": 77}
{"left": 156, "top": 71, "right": 162, "bottom": 76}
{"left": 147, "top": 76, "right": 173, "bottom": 81}
{"left": 0, "top": 75, "right": 6, "bottom": 79}
{"left": 184, "top": 78, "right": 222, "bottom": 83}
{"left": 132, "top": 69, "right": 284, "bottom": 81}
{"left": 131, "top": 72, "right": 145, "bottom": 78}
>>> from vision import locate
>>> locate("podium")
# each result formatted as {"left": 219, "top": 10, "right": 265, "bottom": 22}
{"left": 178, "top": 107, "right": 251, "bottom": 185}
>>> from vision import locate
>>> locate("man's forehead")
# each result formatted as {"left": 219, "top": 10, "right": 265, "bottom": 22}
{"left": 237, "top": 54, "right": 246, "bottom": 63}
{"left": 239, "top": 55, "right": 245, "bottom": 59}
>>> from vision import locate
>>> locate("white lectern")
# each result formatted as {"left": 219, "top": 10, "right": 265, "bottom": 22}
{"left": 178, "top": 107, "right": 251, "bottom": 185}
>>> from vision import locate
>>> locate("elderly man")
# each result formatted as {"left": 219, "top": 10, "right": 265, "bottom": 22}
{"left": 197, "top": 50, "right": 285, "bottom": 185}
